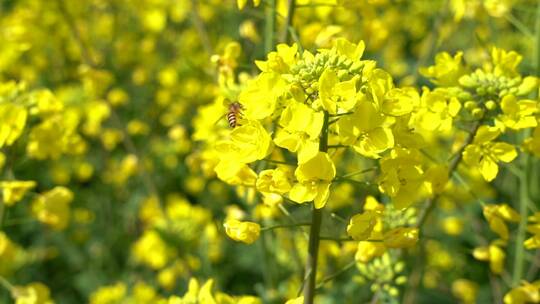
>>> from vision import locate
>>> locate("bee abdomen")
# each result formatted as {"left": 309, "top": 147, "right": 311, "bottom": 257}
{"left": 227, "top": 112, "right": 237, "bottom": 128}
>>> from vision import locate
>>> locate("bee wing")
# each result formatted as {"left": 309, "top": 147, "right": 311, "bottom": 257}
{"left": 213, "top": 114, "right": 225, "bottom": 126}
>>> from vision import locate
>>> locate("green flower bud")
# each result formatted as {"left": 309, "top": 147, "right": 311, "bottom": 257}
{"left": 472, "top": 108, "right": 484, "bottom": 118}
{"left": 389, "top": 287, "right": 400, "bottom": 297}
{"left": 485, "top": 100, "right": 497, "bottom": 110}
{"left": 459, "top": 75, "right": 476, "bottom": 88}
{"left": 476, "top": 87, "right": 486, "bottom": 96}
{"left": 395, "top": 275, "right": 408, "bottom": 285}
{"left": 508, "top": 77, "right": 521, "bottom": 87}
{"left": 349, "top": 61, "right": 363, "bottom": 73}
{"left": 394, "top": 261, "right": 405, "bottom": 273}
{"left": 458, "top": 91, "right": 472, "bottom": 100}
{"left": 464, "top": 101, "right": 477, "bottom": 110}
{"left": 337, "top": 69, "right": 348, "bottom": 79}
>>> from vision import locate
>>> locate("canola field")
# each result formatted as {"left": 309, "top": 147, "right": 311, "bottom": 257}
{"left": 0, "top": 0, "right": 540, "bottom": 303}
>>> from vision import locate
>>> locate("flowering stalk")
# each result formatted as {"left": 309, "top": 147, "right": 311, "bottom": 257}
{"left": 303, "top": 111, "right": 329, "bottom": 304}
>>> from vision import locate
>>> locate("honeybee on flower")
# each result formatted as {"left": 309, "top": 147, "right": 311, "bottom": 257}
{"left": 224, "top": 100, "right": 244, "bottom": 128}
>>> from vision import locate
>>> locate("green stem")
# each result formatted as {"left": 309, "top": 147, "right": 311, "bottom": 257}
{"left": 281, "top": 0, "right": 296, "bottom": 43}
{"left": 512, "top": 125, "right": 533, "bottom": 287}
{"left": 315, "top": 260, "right": 356, "bottom": 289}
{"left": 302, "top": 111, "right": 329, "bottom": 304}
{"left": 264, "top": 0, "right": 276, "bottom": 53}
{"left": 339, "top": 167, "right": 378, "bottom": 178}
{"left": 261, "top": 222, "right": 311, "bottom": 231}
{"left": 416, "top": 121, "right": 480, "bottom": 229}
{"left": 259, "top": 225, "right": 275, "bottom": 292}
{"left": 0, "top": 197, "right": 4, "bottom": 229}
{"left": 190, "top": 0, "right": 214, "bottom": 55}
{"left": 504, "top": 12, "right": 533, "bottom": 38}
{"left": 327, "top": 144, "right": 348, "bottom": 149}
{"left": 0, "top": 275, "right": 15, "bottom": 295}
{"left": 319, "top": 236, "right": 383, "bottom": 242}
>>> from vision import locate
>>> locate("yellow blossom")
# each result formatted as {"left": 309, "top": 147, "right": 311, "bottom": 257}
{"left": 473, "top": 243, "right": 506, "bottom": 274}
{"left": 89, "top": 282, "right": 126, "bottom": 304}
{"left": 497, "top": 95, "right": 538, "bottom": 130}
{"left": 237, "top": 0, "right": 261, "bottom": 10}
{"left": 13, "top": 282, "right": 53, "bottom": 304}
{"left": 483, "top": 203, "right": 520, "bottom": 241}
{"left": 31, "top": 186, "right": 73, "bottom": 230}
{"left": 289, "top": 152, "right": 336, "bottom": 208}
{"left": 491, "top": 47, "right": 522, "bottom": 77}
{"left": 239, "top": 72, "right": 286, "bottom": 120}
{"left": 318, "top": 69, "right": 358, "bottom": 114}
{"left": 382, "top": 87, "right": 419, "bottom": 117}
{"left": 173, "top": 279, "right": 218, "bottom": 304}
{"left": 337, "top": 100, "right": 395, "bottom": 159}
{"left": 0, "top": 102, "right": 27, "bottom": 148}
{"left": 463, "top": 126, "right": 517, "bottom": 182}
{"left": 214, "top": 161, "right": 257, "bottom": 186}
{"left": 524, "top": 126, "right": 540, "bottom": 157}
{"left": 347, "top": 211, "right": 379, "bottom": 241}
{"left": 0, "top": 180, "right": 36, "bottom": 206}
{"left": 132, "top": 230, "right": 173, "bottom": 270}
{"left": 451, "top": 279, "right": 479, "bottom": 304}
{"left": 255, "top": 43, "right": 298, "bottom": 74}
{"left": 411, "top": 88, "right": 461, "bottom": 133}
{"left": 215, "top": 120, "right": 273, "bottom": 164}
{"left": 525, "top": 212, "right": 540, "bottom": 249}
{"left": 274, "top": 101, "right": 323, "bottom": 164}
{"left": 223, "top": 219, "right": 260, "bottom": 244}
{"left": 355, "top": 241, "right": 386, "bottom": 263}
{"left": 383, "top": 227, "right": 419, "bottom": 248}
{"left": 256, "top": 168, "right": 292, "bottom": 195}
{"left": 503, "top": 280, "right": 540, "bottom": 304}
{"left": 285, "top": 296, "right": 304, "bottom": 304}
{"left": 420, "top": 51, "right": 467, "bottom": 86}
{"left": 441, "top": 217, "right": 464, "bottom": 236}
{"left": 378, "top": 148, "right": 426, "bottom": 209}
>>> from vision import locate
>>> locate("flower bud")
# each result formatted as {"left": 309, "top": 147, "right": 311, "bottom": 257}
{"left": 471, "top": 108, "right": 484, "bottom": 119}
{"left": 485, "top": 100, "right": 497, "bottom": 110}
{"left": 464, "top": 101, "right": 477, "bottom": 110}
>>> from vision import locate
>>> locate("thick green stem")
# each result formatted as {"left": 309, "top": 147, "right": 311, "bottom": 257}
{"left": 303, "top": 206, "right": 323, "bottom": 303}
{"left": 303, "top": 111, "right": 329, "bottom": 304}
{"left": 281, "top": 0, "right": 296, "bottom": 43}
{"left": 264, "top": 0, "right": 276, "bottom": 53}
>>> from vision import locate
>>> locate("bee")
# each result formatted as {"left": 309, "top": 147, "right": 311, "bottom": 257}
{"left": 226, "top": 101, "right": 244, "bottom": 128}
